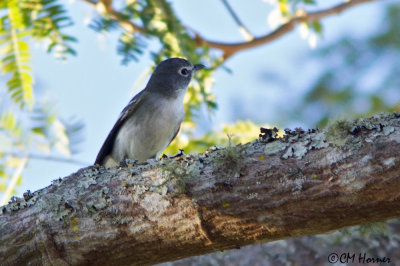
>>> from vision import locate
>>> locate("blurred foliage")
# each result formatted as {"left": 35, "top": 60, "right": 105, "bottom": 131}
{"left": 293, "top": 3, "right": 400, "bottom": 128}
{"left": 0, "top": 0, "right": 80, "bottom": 203}
{"left": 0, "top": 100, "right": 84, "bottom": 204}
{"left": 1, "top": 0, "right": 76, "bottom": 108}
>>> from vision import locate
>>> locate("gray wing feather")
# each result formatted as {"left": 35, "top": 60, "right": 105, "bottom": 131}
{"left": 169, "top": 125, "right": 181, "bottom": 146}
{"left": 94, "top": 90, "right": 146, "bottom": 165}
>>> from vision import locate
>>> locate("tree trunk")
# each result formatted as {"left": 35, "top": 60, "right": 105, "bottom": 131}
{"left": 1, "top": 112, "right": 399, "bottom": 265}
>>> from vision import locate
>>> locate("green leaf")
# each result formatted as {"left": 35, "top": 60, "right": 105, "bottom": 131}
{"left": 31, "top": 126, "right": 45, "bottom": 136}
{"left": 304, "top": 0, "right": 316, "bottom": 5}
{"left": 311, "top": 21, "right": 323, "bottom": 36}
{"left": 0, "top": 3, "right": 34, "bottom": 108}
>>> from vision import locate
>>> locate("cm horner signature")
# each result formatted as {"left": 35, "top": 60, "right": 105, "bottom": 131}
{"left": 328, "top": 252, "right": 391, "bottom": 264}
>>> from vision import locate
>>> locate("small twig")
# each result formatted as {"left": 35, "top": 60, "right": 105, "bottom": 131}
{"left": 220, "top": 0, "right": 254, "bottom": 41}
{"left": 1, "top": 157, "right": 28, "bottom": 206}
{"left": 29, "top": 154, "right": 89, "bottom": 166}
{"left": 82, "top": 0, "right": 146, "bottom": 33}
{"left": 2, "top": 152, "right": 89, "bottom": 166}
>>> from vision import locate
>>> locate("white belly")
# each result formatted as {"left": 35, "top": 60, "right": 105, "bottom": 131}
{"left": 112, "top": 95, "right": 184, "bottom": 162}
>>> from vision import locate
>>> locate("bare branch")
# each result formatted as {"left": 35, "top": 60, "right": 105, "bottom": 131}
{"left": 220, "top": 0, "right": 254, "bottom": 41}
{"left": 28, "top": 154, "right": 88, "bottom": 166}
{"left": 195, "top": 0, "right": 379, "bottom": 58}
{"left": 1, "top": 152, "right": 89, "bottom": 166}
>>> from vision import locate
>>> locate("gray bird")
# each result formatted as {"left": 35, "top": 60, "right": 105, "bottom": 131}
{"left": 95, "top": 58, "right": 205, "bottom": 167}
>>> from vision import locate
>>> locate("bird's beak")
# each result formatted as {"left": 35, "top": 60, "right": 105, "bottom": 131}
{"left": 193, "top": 64, "right": 206, "bottom": 72}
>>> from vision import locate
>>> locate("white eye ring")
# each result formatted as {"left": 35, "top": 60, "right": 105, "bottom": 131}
{"left": 180, "top": 68, "right": 189, "bottom": 76}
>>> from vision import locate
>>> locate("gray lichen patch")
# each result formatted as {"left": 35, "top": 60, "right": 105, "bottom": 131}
{"left": 1, "top": 166, "right": 108, "bottom": 215}
{"left": 309, "top": 132, "right": 329, "bottom": 149}
{"left": 36, "top": 193, "right": 74, "bottom": 221}
{"left": 77, "top": 167, "right": 114, "bottom": 189}
{"left": 130, "top": 184, "right": 149, "bottom": 197}
{"left": 320, "top": 113, "right": 399, "bottom": 151}
{"left": 77, "top": 176, "right": 97, "bottom": 189}
{"left": 153, "top": 156, "right": 203, "bottom": 195}
{"left": 281, "top": 131, "right": 329, "bottom": 160}
{"left": 383, "top": 157, "right": 397, "bottom": 167}
{"left": 268, "top": 113, "right": 399, "bottom": 162}
{"left": 383, "top": 126, "right": 395, "bottom": 136}
{"left": 325, "top": 120, "right": 360, "bottom": 150}
{"left": 81, "top": 167, "right": 100, "bottom": 178}
{"left": 264, "top": 141, "right": 287, "bottom": 155}
{"left": 326, "top": 119, "right": 352, "bottom": 147}
{"left": 350, "top": 113, "right": 398, "bottom": 140}
{"left": 52, "top": 202, "right": 74, "bottom": 221}
{"left": 2, "top": 197, "right": 28, "bottom": 212}
{"left": 1, "top": 190, "right": 41, "bottom": 213}
{"left": 282, "top": 142, "right": 309, "bottom": 159}
{"left": 149, "top": 182, "right": 168, "bottom": 196}
{"left": 86, "top": 187, "right": 112, "bottom": 211}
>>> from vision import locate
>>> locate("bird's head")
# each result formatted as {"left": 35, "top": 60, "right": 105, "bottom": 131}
{"left": 146, "top": 58, "right": 205, "bottom": 97}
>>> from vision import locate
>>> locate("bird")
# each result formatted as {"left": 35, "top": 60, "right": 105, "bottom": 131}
{"left": 95, "top": 58, "right": 205, "bottom": 167}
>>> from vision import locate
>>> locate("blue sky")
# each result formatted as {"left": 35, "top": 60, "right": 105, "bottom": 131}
{"left": 3, "top": 0, "right": 393, "bottom": 197}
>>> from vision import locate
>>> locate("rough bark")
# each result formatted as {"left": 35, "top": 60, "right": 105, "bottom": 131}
{"left": 1, "top": 112, "right": 400, "bottom": 265}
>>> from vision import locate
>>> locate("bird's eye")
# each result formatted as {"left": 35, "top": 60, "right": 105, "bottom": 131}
{"left": 180, "top": 68, "right": 189, "bottom": 76}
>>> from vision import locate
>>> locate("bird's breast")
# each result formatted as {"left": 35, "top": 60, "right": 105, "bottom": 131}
{"left": 113, "top": 94, "right": 185, "bottom": 162}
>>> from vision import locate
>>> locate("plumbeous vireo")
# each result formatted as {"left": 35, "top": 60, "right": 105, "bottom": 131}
{"left": 95, "top": 58, "right": 205, "bottom": 167}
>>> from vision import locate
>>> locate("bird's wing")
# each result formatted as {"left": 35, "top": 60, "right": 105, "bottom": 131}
{"left": 168, "top": 124, "right": 181, "bottom": 146}
{"left": 94, "top": 90, "right": 146, "bottom": 165}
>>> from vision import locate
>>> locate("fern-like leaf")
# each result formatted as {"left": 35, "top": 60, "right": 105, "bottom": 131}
{"left": 0, "top": 0, "right": 34, "bottom": 108}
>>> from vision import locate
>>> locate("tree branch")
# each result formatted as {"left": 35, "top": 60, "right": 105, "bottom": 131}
{"left": 196, "top": 0, "right": 379, "bottom": 58}
{"left": 81, "top": 0, "right": 380, "bottom": 60}
{"left": 82, "top": 0, "right": 146, "bottom": 34}
{"left": 1, "top": 112, "right": 400, "bottom": 265}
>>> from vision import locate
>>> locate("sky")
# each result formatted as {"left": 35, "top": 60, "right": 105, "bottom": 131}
{"left": 2, "top": 0, "right": 395, "bottom": 198}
